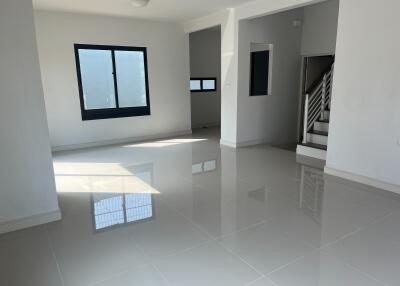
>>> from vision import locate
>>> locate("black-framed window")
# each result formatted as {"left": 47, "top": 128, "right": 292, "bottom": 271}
{"left": 250, "top": 50, "right": 270, "bottom": 96}
{"left": 190, "top": 77, "right": 217, "bottom": 92}
{"left": 74, "top": 44, "right": 150, "bottom": 121}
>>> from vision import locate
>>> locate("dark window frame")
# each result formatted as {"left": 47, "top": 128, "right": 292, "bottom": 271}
{"left": 74, "top": 44, "right": 151, "bottom": 121}
{"left": 190, "top": 77, "right": 217, "bottom": 93}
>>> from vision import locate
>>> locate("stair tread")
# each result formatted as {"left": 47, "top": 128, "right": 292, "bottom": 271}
{"left": 317, "top": 119, "right": 330, "bottom": 123}
{"left": 300, "top": 142, "right": 327, "bottom": 150}
{"left": 309, "top": 130, "right": 328, "bottom": 136}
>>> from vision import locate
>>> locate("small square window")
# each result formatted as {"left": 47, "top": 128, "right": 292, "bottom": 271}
{"left": 190, "top": 78, "right": 217, "bottom": 92}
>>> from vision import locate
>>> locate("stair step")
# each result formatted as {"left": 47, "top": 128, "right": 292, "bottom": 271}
{"left": 314, "top": 121, "right": 329, "bottom": 133}
{"left": 300, "top": 142, "right": 327, "bottom": 151}
{"left": 307, "top": 132, "right": 328, "bottom": 145}
{"left": 310, "top": 130, "right": 328, "bottom": 136}
{"left": 317, "top": 119, "right": 329, "bottom": 123}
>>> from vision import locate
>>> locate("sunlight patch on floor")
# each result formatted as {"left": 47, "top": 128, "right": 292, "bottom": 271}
{"left": 55, "top": 174, "right": 160, "bottom": 194}
{"left": 124, "top": 138, "right": 207, "bottom": 148}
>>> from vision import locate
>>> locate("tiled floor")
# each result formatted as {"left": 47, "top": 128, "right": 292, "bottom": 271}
{"left": 2, "top": 127, "right": 400, "bottom": 286}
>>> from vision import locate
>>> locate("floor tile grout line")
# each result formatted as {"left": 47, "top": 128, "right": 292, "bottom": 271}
{"left": 157, "top": 184, "right": 294, "bottom": 243}
{"left": 156, "top": 195, "right": 216, "bottom": 241}
{"left": 247, "top": 275, "right": 280, "bottom": 286}
{"left": 344, "top": 263, "right": 389, "bottom": 286}
{"left": 214, "top": 236, "right": 266, "bottom": 278}
{"left": 150, "top": 262, "right": 173, "bottom": 286}
{"left": 318, "top": 227, "right": 363, "bottom": 250}
{"left": 318, "top": 210, "right": 394, "bottom": 252}
{"left": 85, "top": 267, "right": 147, "bottom": 286}
{"left": 128, "top": 237, "right": 173, "bottom": 286}
{"left": 157, "top": 185, "right": 320, "bottom": 279}
{"left": 160, "top": 240, "right": 212, "bottom": 259}
{"left": 81, "top": 236, "right": 155, "bottom": 286}
{"left": 266, "top": 249, "right": 319, "bottom": 276}
{"left": 243, "top": 275, "right": 267, "bottom": 286}
{"left": 44, "top": 225, "right": 66, "bottom": 286}
{"left": 158, "top": 194, "right": 266, "bottom": 279}
{"left": 217, "top": 220, "right": 269, "bottom": 240}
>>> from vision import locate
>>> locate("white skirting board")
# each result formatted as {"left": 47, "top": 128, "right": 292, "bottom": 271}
{"left": 0, "top": 209, "right": 62, "bottom": 234}
{"left": 220, "top": 138, "right": 265, "bottom": 148}
{"left": 52, "top": 129, "right": 193, "bottom": 152}
{"left": 324, "top": 166, "right": 400, "bottom": 195}
{"left": 220, "top": 139, "right": 237, "bottom": 148}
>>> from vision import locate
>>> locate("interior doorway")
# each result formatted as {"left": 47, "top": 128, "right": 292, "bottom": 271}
{"left": 189, "top": 26, "right": 222, "bottom": 137}
{"left": 298, "top": 54, "right": 335, "bottom": 143}
{"left": 302, "top": 55, "right": 335, "bottom": 95}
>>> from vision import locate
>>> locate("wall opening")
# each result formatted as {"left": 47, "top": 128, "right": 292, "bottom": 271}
{"left": 189, "top": 26, "right": 222, "bottom": 136}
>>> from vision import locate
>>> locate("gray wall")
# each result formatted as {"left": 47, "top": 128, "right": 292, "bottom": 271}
{"left": 301, "top": 0, "right": 339, "bottom": 56}
{"left": 189, "top": 27, "right": 221, "bottom": 128}
{"left": 236, "top": 8, "right": 304, "bottom": 145}
{"left": 0, "top": 0, "right": 59, "bottom": 232}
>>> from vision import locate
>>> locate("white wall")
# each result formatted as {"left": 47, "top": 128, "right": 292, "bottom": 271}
{"left": 236, "top": 8, "right": 304, "bottom": 145}
{"left": 35, "top": 11, "right": 191, "bottom": 150}
{"left": 301, "top": 0, "right": 339, "bottom": 55}
{"left": 326, "top": 0, "right": 400, "bottom": 188}
{"left": 0, "top": 0, "right": 60, "bottom": 233}
{"left": 189, "top": 27, "right": 221, "bottom": 128}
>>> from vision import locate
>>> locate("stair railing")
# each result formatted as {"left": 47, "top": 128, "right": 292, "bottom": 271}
{"left": 302, "top": 64, "right": 334, "bottom": 144}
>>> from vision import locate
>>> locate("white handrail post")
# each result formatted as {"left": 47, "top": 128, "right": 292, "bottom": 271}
{"left": 329, "top": 64, "right": 334, "bottom": 110}
{"left": 321, "top": 74, "right": 327, "bottom": 120}
{"left": 303, "top": 94, "right": 309, "bottom": 144}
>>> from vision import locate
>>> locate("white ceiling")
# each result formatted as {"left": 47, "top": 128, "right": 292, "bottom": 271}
{"left": 33, "top": 0, "right": 254, "bottom": 22}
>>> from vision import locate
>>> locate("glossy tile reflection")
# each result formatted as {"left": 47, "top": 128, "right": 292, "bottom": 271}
{"left": 2, "top": 127, "right": 400, "bottom": 286}
{"left": 93, "top": 193, "right": 153, "bottom": 230}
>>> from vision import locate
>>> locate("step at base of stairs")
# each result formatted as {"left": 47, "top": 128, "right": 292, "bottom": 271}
{"left": 307, "top": 132, "right": 328, "bottom": 145}
{"left": 296, "top": 143, "right": 327, "bottom": 161}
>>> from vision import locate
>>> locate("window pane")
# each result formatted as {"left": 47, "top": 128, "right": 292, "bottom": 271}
{"left": 78, "top": 49, "right": 116, "bottom": 109}
{"left": 203, "top": 160, "right": 216, "bottom": 171}
{"left": 115, "top": 50, "right": 147, "bottom": 108}
{"left": 203, "top": 80, "right": 216, "bottom": 90}
{"left": 190, "top": 80, "right": 201, "bottom": 91}
{"left": 250, "top": 50, "right": 269, "bottom": 96}
{"left": 125, "top": 193, "right": 153, "bottom": 223}
{"left": 93, "top": 194, "right": 124, "bottom": 230}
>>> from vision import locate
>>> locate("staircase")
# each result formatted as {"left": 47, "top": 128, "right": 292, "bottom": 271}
{"left": 296, "top": 64, "right": 333, "bottom": 160}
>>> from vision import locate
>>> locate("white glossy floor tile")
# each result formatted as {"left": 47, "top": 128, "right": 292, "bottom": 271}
{"left": 2, "top": 127, "right": 400, "bottom": 286}
{"left": 328, "top": 222, "right": 400, "bottom": 286}
{"left": 269, "top": 251, "right": 385, "bottom": 286}
{"left": 46, "top": 201, "right": 150, "bottom": 286}
{"left": 154, "top": 241, "right": 261, "bottom": 286}
{"left": 126, "top": 201, "right": 211, "bottom": 260}
{"left": 247, "top": 277, "right": 277, "bottom": 286}
{"left": 90, "top": 264, "right": 169, "bottom": 286}
{"left": 0, "top": 227, "right": 63, "bottom": 286}
{"left": 220, "top": 221, "right": 315, "bottom": 274}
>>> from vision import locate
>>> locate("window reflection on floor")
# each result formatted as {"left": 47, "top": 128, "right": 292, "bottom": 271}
{"left": 299, "top": 165, "right": 324, "bottom": 224}
{"left": 192, "top": 159, "right": 217, "bottom": 174}
{"left": 92, "top": 165, "right": 154, "bottom": 230}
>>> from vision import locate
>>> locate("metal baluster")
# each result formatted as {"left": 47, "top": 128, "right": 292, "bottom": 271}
{"left": 321, "top": 74, "right": 327, "bottom": 120}
{"left": 303, "top": 93, "right": 309, "bottom": 144}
